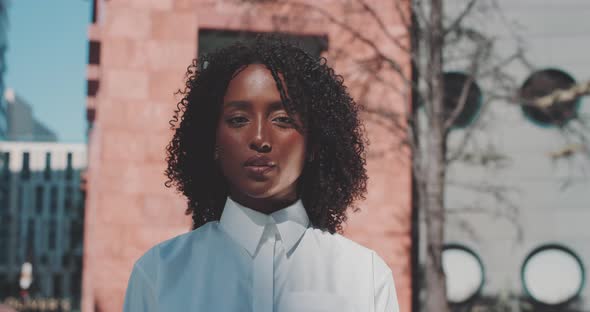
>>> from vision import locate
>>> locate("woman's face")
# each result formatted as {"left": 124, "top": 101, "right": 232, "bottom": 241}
{"left": 215, "top": 64, "right": 307, "bottom": 211}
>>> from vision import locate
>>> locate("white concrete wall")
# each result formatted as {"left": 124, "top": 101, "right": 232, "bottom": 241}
{"left": 439, "top": 0, "right": 590, "bottom": 308}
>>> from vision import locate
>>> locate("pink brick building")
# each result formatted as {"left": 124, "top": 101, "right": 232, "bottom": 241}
{"left": 82, "top": 1, "right": 413, "bottom": 311}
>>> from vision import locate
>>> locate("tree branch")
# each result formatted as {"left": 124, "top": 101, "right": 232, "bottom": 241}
{"left": 442, "top": 41, "right": 488, "bottom": 131}
{"left": 281, "top": 1, "right": 414, "bottom": 89}
{"left": 354, "top": 0, "right": 411, "bottom": 53}
{"left": 533, "top": 80, "right": 590, "bottom": 108}
{"left": 443, "top": 0, "right": 477, "bottom": 37}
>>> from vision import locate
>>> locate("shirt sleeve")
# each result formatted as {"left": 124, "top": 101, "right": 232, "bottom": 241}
{"left": 123, "top": 263, "right": 157, "bottom": 312}
{"left": 373, "top": 252, "right": 400, "bottom": 312}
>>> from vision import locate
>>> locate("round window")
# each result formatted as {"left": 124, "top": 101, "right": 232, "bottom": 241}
{"left": 443, "top": 72, "right": 483, "bottom": 129}
{"left": 520, "top": 69, "right": 580, "bottom": 127}
{"left": 442, "top": 244, "right": 485, "bottom": 303}
{"left": 521, "top": 244, "right": 585, "bottom": 306}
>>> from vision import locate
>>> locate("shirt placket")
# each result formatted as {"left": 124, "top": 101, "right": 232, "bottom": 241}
{"left": 252, "top": 224, "right": 276, "bottom": 312}
{"left": 273, "top": 232, "right": 287, "bottom": 309}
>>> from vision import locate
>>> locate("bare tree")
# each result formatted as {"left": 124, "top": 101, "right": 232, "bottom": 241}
{"left": 235, "top": 0, "right": 589, "bottom": 311}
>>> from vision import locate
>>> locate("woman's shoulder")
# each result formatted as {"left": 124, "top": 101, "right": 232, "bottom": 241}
{"left": 133, "top": 221, "right": 218, "bottom": 268}
{"left": 303, "top": 227, "right": 391, "bottom": 276}
{"left": 304, "top": 227, "right": 376, "bottom": 258}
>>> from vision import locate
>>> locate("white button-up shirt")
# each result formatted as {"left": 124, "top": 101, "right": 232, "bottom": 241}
{"left": 123, "top": 196, "right": 400, "bottom": 312}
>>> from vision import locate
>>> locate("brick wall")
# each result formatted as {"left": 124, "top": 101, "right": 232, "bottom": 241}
{"left": 82, "top": 1, "right": 412, "bottom": 311}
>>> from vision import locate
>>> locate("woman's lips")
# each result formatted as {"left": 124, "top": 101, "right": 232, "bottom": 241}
{"left": 244, "top": 155, "right": 276, "bottom": 167}
{"left": 244, "top": 165, "right": 275, "bottom": 178}
{"left": 244, "top": 155, "right": 276, "bottom": 179}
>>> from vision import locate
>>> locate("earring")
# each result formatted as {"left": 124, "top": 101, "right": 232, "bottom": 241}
{"left": 214, "top": 146, "right": 220, "bottom": 160}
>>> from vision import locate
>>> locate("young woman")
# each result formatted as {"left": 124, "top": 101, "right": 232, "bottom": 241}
{"left": 123, "top": 36, "right": 399, "bottom": 312}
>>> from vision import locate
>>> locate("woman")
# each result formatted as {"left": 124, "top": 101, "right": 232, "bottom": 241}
{"left": 123, "top": 36, "right": 399, "bottom": 312}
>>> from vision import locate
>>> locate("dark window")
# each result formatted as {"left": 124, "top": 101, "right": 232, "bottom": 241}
{"left": 0, "top": 184, "right": 8, "bottom": 214}
{"left": 64, "top": 186, "right": 73, "bottom": 213}
{"left": 49, "top": 219, "right": 57, "bottom": 250}
{"left": 71, "top": 265, "right": 82, "bottom": 303}
{"left": 443, "top": 72, "right": 483, "bottom": 129}
{"left": 89, "top": 40, "right": 101, "bottom": 65}
{"left": 40, "top": 254, "right": 48, "bottom": 265}
{"left": 197, "top": 29, "right": 328, "bottom": 59}
{"left": 1, "top": 152, "right": 9, "bottom": 178}
{"left": 0, "top": 153, "right": 9, "bottom": 210}
{"left": 44, "top": 152, "right": 52, "bottom": 180}
{"left": 50, "top": 186, "right": 58, "bottom": 214}
{"left": 0, "top": 273, "right": 13, "bottom": 298}
{"left": 17, "top": 186, "right": 23, "bottom": 211}
{"left": 70, "top": 220, "right": 84, "bottom": 249}
{"left": 520, "top": 69, "right": 579, "bottom": 127}
{"left": 27, "top": 219, "right": 35, "bottom": 253}
{"left": 78, "top": 189, "right": 87, "bottom": 218}
{"left": 21, "top": 152, "right": 30, "bottom": 180}
{"left": 53, "top": 274, "right": 62, "bottom": 297}
{"left": 87, "top": 107, "right": 96, "bottom": 123}
{"left": 35, "top": 185, "right": 44, "bottom": 213}
{"left": 0, "top": 153, "right": 8, "bottom": 214}
{"left": 62, "top": 254, "right": 71, "bottom": 267}
{"left": 0, "top": 217, "right": 9, "bottom": 264}
{"left": 87, "top": 80, "right": 100, "bottom": 97}
{"left": 91, "top": 0, "right": 98, "bottom": 23}
{"left": 0, "top": 244, "right": 6, "bottom": 265}
{"left": 66, "top": 152, "right": 73, "bottom": 180}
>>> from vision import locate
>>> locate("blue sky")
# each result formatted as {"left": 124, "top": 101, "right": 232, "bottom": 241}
{"left": 5, "top": 0, "right": 91, "bottom": 143}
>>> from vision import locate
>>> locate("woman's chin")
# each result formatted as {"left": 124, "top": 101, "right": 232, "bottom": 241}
{"left": 238, "top": 183, "right": 275, "bottom": 198}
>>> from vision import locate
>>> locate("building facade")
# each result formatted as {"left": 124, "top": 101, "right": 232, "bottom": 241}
{"left": 0, "top": 142, "right": 86, "bottom": 309}
{"left": 82, "top": 0, "right": 413, "bottom": 311}
{"left": 4, "top": 89, "right": 58, "bottom": 142}
{"left": 0, "top": 0, "right": 8, "bottom": 141}
{"left": 435, "top": 0, "right": 590, "bottom": 311}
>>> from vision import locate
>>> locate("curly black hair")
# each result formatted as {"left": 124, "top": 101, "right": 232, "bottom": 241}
{"left": 164, "top": 36, "right": 368, "bottom": 234}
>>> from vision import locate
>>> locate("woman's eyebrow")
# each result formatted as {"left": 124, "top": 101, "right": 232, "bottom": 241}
{"left": 268, "top": 101, "right": 285, "bottom": 112}
{"left": 223, "top": 100, "right": 288, "bottom": 115}
{"left": 223, "top": 101, "right": 250, "bottom": 110}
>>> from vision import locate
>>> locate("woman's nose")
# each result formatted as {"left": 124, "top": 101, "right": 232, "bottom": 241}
{"left": 249, "top": 119, "right": 272, "bottom": 153}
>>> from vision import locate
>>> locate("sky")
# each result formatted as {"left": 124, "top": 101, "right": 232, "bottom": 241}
{"left": 5, "top": 0, "right": 91, "bottom": 143}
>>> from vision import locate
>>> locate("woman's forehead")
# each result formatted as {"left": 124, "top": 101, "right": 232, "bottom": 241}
{"left": 222, "top": 63, "right": 306, "bottom": 119}
{"left": 224, "top": 65, "right": 283, "bottom": 102}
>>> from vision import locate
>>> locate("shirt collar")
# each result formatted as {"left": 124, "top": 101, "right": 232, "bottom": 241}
{"left": 219, "top": 196, "right": 310, "bottom": 257}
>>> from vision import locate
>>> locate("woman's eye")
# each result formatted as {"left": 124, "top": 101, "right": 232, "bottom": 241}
{"left": 274, "top": 116, "right": 295, "bottom": 124}
{"left": 227, "top": 116, "right": 248, "bottom": 126}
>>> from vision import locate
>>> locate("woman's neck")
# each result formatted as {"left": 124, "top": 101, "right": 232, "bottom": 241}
{"left": 228, "top": 190, "right": 299, "bottom": 215}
